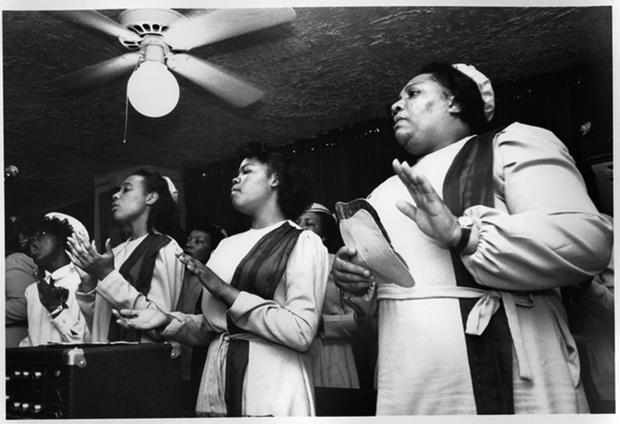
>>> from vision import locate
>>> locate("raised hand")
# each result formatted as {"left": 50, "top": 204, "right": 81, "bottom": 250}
{"left": 175, "top": 252, "right": 239, "bottom": 306}
{"left": 332, "top": 246, "right": 375, "bottom": 294}
{"left": 176, "top": 252, "right": 210, "bottom": 277}
{"left": 112, "top": 308, "right": 170, "bottom": 331}
{"left": 392, "top": 159, "right": 461, "bottom": 247}
{"left": 67, "top": 235, "right": 115, "bottom": 281}
{"left": 176, "top": 252, "right": 223, "bottom": 291}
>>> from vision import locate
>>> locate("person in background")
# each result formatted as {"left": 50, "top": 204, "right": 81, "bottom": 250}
{"left": 332, "top": 62, "right": 613, "bottom": 414}
{"left": 298, "top": 203, "right": 360, "bottom": 389}
{"left": 114, "top": 143, "right": 328, "bottom": 417}
{"left": 68, "top": 168, "right": 184, "bottom": 343}
{"left": 5, "top": 216, "right": 36, "bottom": 346}
{"left": 562, "top": 214, "right": 614, "bottom": 413}
{"left": 175, "top": 221, "right": 228, "bottom": 415}
{"left": 20, "top": 213, "right": 90, "bottom": 346}
{"left": 183, "top": 222, "right": 227, "bottom": 265}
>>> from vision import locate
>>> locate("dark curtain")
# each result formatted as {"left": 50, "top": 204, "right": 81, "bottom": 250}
{"left": 7, "top": 63, "right": 611, "bottom": 241}
{"left": 184, "top": 117, "right": 413, "bottom": 235}
{"left": 185, "top": 61, "right": 612, "bottom": 233}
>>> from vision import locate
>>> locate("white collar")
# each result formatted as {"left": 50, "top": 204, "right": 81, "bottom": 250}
{"left": 46, "top": 263, "right": 75, "bottom": 282}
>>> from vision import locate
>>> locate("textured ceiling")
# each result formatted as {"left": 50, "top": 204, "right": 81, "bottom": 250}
{"left": 2, "top": 6, "right": 612, "bottom": 216}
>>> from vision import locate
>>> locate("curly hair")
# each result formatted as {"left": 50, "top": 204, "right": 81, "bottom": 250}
{"left": 29, "top": 215, "right": 73, "bottom": 244}
{"left": 237, "top": 143, "right": 313, "bottom": 220}
{"left": 420, "top": 62, "right": 488, "bottom": 134}
{"left": 130, "top": 168, "right": 185, "bottom": 245}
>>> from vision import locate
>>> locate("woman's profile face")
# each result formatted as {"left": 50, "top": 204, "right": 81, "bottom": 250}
{"left": 391, "top": 73, "right": 455, "bottom": 155}
{"left": 230, "top": 158, "right": 277, "bottom": 216}
{"left": 111, "top": 175, "right": 150, "bottom": 224}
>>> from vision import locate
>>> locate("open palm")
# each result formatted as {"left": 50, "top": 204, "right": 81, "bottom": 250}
{"left": 113, "top": 308, "right": 169, "bottom": 331}
{"left": 392, "top": 159, "right": 460, "bottom": 247}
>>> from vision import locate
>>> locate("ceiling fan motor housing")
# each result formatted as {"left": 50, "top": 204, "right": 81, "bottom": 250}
{"left": 118, "top": 9, "right": 186, "bottom": 49}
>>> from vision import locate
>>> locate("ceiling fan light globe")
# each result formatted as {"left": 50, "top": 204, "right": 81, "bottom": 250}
{"left": 127, "top": 61, "right": 180, "bottom": 118}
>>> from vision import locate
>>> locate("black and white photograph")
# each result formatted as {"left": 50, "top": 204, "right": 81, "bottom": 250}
{"left": 2, "top": 0, "right": 616, "bottom": 421}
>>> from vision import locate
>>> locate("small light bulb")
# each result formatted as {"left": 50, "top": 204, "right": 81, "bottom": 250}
{"left": 127, "top": 61, "right": 180, "bottom": 118}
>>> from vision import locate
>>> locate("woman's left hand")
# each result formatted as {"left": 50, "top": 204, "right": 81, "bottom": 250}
{"left": 392, "top": 159, "right": 461, "bottom": 247}
{"left": 67, "top": 235, "right": 115, "bottom": 281}
{"left": 176, "top": 252, "right": 225, "bottom": 293}
{"left": 113, "top": 308, "right": 170, "bottom": 330}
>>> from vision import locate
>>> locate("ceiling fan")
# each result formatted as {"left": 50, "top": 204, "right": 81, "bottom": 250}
{"left": 53, "top": 8, "right": 296, "bottom": 117}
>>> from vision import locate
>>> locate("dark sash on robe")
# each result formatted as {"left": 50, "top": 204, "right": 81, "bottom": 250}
{"left": 442, "top": 127, "right": 515, "bottom": 414}
{"left": 224, "top": 222, "right": 302, "bottom": 417}
{"left": 107, "top": 233, "right": 171, "bottom": 342}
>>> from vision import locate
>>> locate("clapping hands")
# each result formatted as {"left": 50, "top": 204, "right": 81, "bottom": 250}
{"left": 66, "top": 235, "right": 115, "bottom": 281}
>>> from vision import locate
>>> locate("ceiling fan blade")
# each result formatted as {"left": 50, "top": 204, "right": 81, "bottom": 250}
{"left": 54, "top": 52, "right": 141, "bottom": 92}
{"left": 163, "top": 8, "right": 296, "bottom": 51}
{"left": 53, "top": 10, "right": 142, "bottom": 43}
{"left": 167, "top": 53, "right": 264, "bottom": 108}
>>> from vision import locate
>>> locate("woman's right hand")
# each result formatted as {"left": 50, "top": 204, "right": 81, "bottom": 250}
{"left": 113, "top": 308, "right": 171, "bottom": 331}
{"left": 66, "top": 235, "right": 115, "bottom": 281}
{"left": 332, "top": 246, "right": 375, "bottom": 294}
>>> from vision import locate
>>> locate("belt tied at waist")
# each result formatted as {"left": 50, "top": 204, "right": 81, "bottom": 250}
{"left": 383, "top": 285, "right": 536, "bottom": 381}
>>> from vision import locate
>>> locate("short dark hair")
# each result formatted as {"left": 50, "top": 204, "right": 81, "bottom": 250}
{"left": 420, "top": 62, "right": 488, "bottom": 133}
{"left": 130, "top": 168, "right": 185, "bottom": 245}
{"left": 189, "top": 221, "right": 227, "bottom": 248}
{"left": 29, "top": 215, "right": 73, "bottom": 244}
{"left": 314, "top": 211, "right": 343, "bottom": 254}
{"left": 238, "top": 143, "right": 313, "bottom": 220}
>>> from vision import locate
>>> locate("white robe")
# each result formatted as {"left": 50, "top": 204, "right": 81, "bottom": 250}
{"left": 76, "top": 233, "right": 184, "bottom": 342}
{"left": 368, "top": 122, "right": 612, "bottom": 414}
{"left": 21, "top": 263, "right": 90, "bottom": 346}
{"left": 161, "top": 220, "right": 328, "bottom": 416}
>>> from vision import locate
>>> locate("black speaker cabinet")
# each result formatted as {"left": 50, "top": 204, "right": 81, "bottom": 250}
{"left": 5, "top": 343, "right": 182, "bottom": 419}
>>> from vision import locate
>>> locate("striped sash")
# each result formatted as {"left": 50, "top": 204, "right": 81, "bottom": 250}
{"left": 107, "top": 233, "right": 171, "bottom": 342}
{"left": 224, "top": 222, "right": 302, "bottom": 416}
{"left": 442, "top": 127, "right": 515, "bottom": 414}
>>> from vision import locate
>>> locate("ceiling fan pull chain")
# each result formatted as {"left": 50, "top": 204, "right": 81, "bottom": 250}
{"left": 122, "top": 93, "right": 129, "bottom": 144}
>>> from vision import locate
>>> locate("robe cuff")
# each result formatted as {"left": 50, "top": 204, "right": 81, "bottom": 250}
{"left": 227, "top": 290, "right": 260, "bottom": 321}
{"left": 159, "top": 311, "right": 187, "bottom": 339}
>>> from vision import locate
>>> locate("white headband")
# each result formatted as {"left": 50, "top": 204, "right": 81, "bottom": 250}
{"left": 304, "top": 202, "right": 337, "bottom": 223}
{"left": 163, "top": 176, "right": 178, "bottom": 203}
{"left": 45, "top": 212, "right": 90, "bottom": 242}
{"left": 452, "top": 63, "right": 495, "bottom": 122}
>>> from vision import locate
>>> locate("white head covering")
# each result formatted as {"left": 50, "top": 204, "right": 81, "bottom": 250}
{"left": 452, "top": 63, "right": 495, "bottom": 122}
{"left": 304, "top": 202, "right": 337, "bottom": 223}
{"left": 163, "top": 176, "right": 178, "bottom": 203}
{"left": 45, "top": 212, "right": 90, "bottom": 242}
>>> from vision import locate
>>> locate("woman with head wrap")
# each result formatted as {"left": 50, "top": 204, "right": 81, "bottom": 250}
{"left": 68, "top": 169, "right": 185, "bottom": 343}
{"left": 333, "top": 63, "right": 612, "bottom": 414}
{"left": 298, "top": 203, "right": 361, "bottom": 389}
{"left": 20, "top": 212, "right": 91, "bottom": 345}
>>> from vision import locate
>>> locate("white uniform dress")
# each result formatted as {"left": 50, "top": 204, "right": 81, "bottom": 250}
{"left": 76, "top": 233, "right": 184, "bottom": 342}
{"left": 161, "top": 220, "right": 328, "bottom": 416}
{"left": 309, "top": 255, "right": 360, "bottom": 388}
{"left": 21, "top": 263, "right": 90, "bottom": 346}
{"left": 368, "top": 122, "right": 613, "bottom": 414}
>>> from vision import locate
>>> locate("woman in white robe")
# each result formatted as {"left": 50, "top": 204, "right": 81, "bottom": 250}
{"left": 114, "top": 144, "right": 328, "bottom": 417}
{"left": 69, "top": 169, "right": 184, "bottom": 343}
{"left": 333, "top": 63, "right": 612, "bottom": 414}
